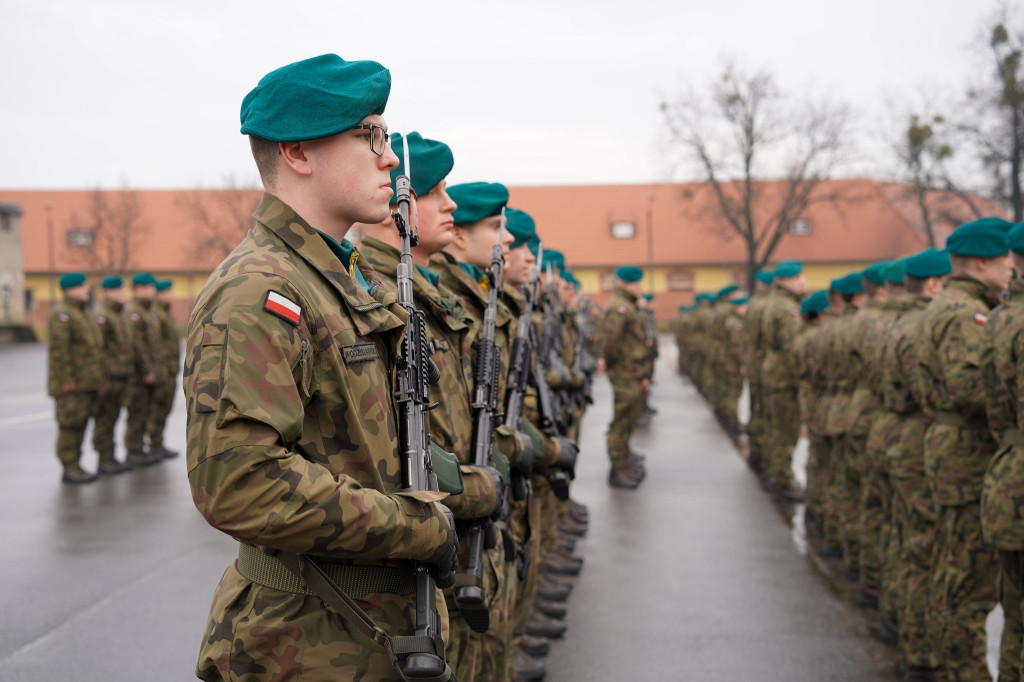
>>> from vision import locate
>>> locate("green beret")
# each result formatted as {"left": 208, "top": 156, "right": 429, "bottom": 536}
{"left": 155, "top": 280, "right": 172, "bottom": 292}
{"left": 562, "top": 271, "right": 581, "bottom": 290}
{"left": 1009, "top": 222, "right": 1024, "bottom": 255}
{"left": 881, "top": 259, "right": 906, "bottom": 284}
{"left": 542, "top": 249, "right": 565, "bottom": 271}
{"left": 835, "top": 272, "right": 865, "bottom": 295}
{"left": 946, "top": 217, "right": 1012, "bottom": 258}
{"left": 389, "top": 132, "right": 453, "bottom": 198}
{"left": 905, "top": 248, "right": 952, "bottom": 279}
{"left": 862, "top": 262, "right": 888, "bottom": 286}
{"left": 695, "top": 293, "right": 714, "bottom": 304}
{"left": 774, "top": 261, "right": 803, "bottom": 279}
{"left": 240, "top": 55, "right": 391, "bottom": 142}
{"left": 800, "top": 290, "right": 830, "bottom": 316}
{"left": 526, "top": 235, "right": 541, "bottom": 258}
{"left": 59, "top": 272, "right": 86, "bottom": 289}
{"left": 643, "top": 293, "right": 654, "bottom": 301}
{"left": 755, "top": 270, "right": 775, "bottom": 285}
{"left": 616, "top": 265, "right": 643, "bottom": 283}
{"left": 449, "top": 182, "right": 509, "bottom": 225}
{"left": 679, "top": 305, "right": 691, "bottom": 312}
{"left": 100, "top": 275, "right": 123, "bottom": 289}
{"left": 131, "top": 273, "right": 156, "bottom": 287}
{"left": 717, "top": 283, "right": 740, "bottom": 299}
{"left": 730, "top": 296, "right": 749, "bottom": 306}
{"left": 506, "top": 208, "right": 536, "bottom": 249}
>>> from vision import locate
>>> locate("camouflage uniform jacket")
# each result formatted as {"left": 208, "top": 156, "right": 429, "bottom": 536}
{"left": 842, "top": 299, "right": 887, "bottom": 438}
{"left": 360, "top": 237, "right": 499, "bottom": 520}
{"left": 915, "top": 276, "right": 1002, "bottom": 506}
{"left": 807, "top": 310, "right": 841, "bottom": 437}
{"left": 743, "top": 291, "right": 770, "bottom": 385}
{"left": 598, "top": 287, "right": 648, "bottom": 380}
{"left": 759, "top": 286, "right": 803, "bottom": 390}
{"left": 981, "top": 279, "right": 1024, "bottom": 548}
{"left": 124, "top": 297, "right": 166, "bottom": 381}
{"left": 94, "top": 298, "right": 133, "bottom": 380}
{"left": 153, "top": 300, "right": 181, "bottom": 376}
{"left": 822, "top": 305, "right": 860, "bottom": 437}
{"left": 722, "top": 308, "right": 746, "bottom": 373}
{"left": 794, "top": 321, "right": 820, "bottom": 427}
{"left": 184, "top": 196, "right": 457, "bottom": 679}
{"left": 47, "top": 297, "right": 106, "bottom": 395}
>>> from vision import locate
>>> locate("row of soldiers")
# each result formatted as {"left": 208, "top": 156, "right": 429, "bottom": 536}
{"left": 677, "top": 217, "right": 1024, "bottom": 682}
{"left": 184, "top": 54, "right": 601, "bottom": 682}
{"left": 47, "top": 272, "right": 181, "bottom": 483}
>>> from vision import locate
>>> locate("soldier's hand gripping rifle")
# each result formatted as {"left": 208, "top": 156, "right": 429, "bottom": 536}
{"left": 503, "top": 245, "right": 542, "bottom": 502}
{"left": 454, "top": 209, "right": 508, "bottom": 634}
{"left": 391, "top": 142, "right": 455, "bottom": 681}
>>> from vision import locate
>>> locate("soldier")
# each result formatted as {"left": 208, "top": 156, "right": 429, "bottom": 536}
{"left": 47, "top": 272, "right": 104, "bottom": 483}
{"left": 882, "top": 248, "right": 951, "bottom": 681}
{"left": 795, "top": 290, "right": 829, "bottom": 528}
{"left": 183, "top": 55, "right": 459, "bottom": 682}
{"left": 91, "top": 275, "right": 133, "bottom": 474}
{"left": 980, "top": 222, "right": 1024, "bottom": 682}
{"left": 596, "top": 265, "right": 649, "bottom": 489}
{"left": 147, "top": 279, "right": 180, "bottom": 459}
{"left": 914, "top": 218, "right": 1014, "bottom": 681}
{"left": 744, "top": 269, "right": 774, "bottom": 473}
{"left": 717, "top": 293, "right": 748, "bottom": 437}
{"left": 123, "top": 273, "right": 164, "bottom": 467}
{"left": 636, "top": 293, "right": 658, "bottom": 427}
{"left": 758, "top": 261, "right": 807, "bottom": 500}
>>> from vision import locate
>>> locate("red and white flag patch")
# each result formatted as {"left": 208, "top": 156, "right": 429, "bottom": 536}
{"left": 975, "top": 313, "right": 988, "bottom": 325}
{"left": 264, "top": 290, "right": 302, "bottom": 326}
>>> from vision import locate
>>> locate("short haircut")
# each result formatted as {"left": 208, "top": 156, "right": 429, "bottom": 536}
{"left": 250, "top": 136, "right": 280, "bottom": 188}
{"left": 905, "top": 276, "right": 927, "bottom": 294}
{"left": 863, "top": 280, "right": 881, "bottom": 297}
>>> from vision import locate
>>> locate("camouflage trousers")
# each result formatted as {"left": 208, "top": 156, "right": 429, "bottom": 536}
{"left": 835, "top": 435, "right": 865, "bottom": 572}
{"left": 762, "top": 387, "right": 799, "bottom": 489}
{"left": 197, "top": 561, "right": 452, "bottom": 682}
{"left": 817, "top": 435, "right": 842, "bottom": 548}
{"left": 92, "top": 378, "right": 127, "bottom": 461}
{"left": 891, "top": 473, "right": 940, "bottom": 668}
{"left": 1000, "top": 550, "right": 1024, "bottom": 682}
{"left": 931, "top": 502, "right": 999, "bottom": 681}
{"left": 805, "top": 432, "right": 828, "bottom": 522}
{"left": 446, "top": 543, "right": 512, "bottom": 682}
{"left": 54, "top": 391, "right": 99, "bottom": 467}
{"left": 747, "top": 379, "right": 766, "bottom": 462}
{"left": 124, "top": 381, "right": 155, "bottom": 452}
{"left": 860, "top": 412, "right": 900, "bottom": 589}
{"left": 878, "top": 473, "right": 901, "bottom": 625}
{"left": 146, "top": 374, "right": 176, "bottom": 450}
{"left": 512, "top": 475, "right": 547, "bottom": 645}
{"left": 715, "top": 375, "right": 743, "bottom": 431}
{"left": 607, "top": 375, "right": 642, "bottom": 468}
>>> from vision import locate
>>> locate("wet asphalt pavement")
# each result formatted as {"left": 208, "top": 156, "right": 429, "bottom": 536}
{"left": 0, "top": 338, "right": 1001, "bottom": 680}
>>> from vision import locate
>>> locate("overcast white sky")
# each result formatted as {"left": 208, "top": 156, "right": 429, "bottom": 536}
{"left": 0, "top": 0, "right": 1010, "bottom": 190}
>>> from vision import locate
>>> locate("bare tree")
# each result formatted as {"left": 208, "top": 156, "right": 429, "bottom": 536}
{"left": 894, "top": 113, "right": 984, "bottom": 246}
{"left": 177, "top": 177, "right": 261, "bottom": 262}
{"left": 959, "top": 9, "right": 1024, "bottom": 220}
{"left": 661, "top": 61, "right": 850, "bottom": 289}
{"left": 68, "top": 187, "right": 149, "bottom": 273}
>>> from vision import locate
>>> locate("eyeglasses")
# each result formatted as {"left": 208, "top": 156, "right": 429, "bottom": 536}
{"left": 354, "top": 124, "right": 391, "bottom": 156}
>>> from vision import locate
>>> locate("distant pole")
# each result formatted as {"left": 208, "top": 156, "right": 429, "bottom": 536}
{"left": 44, "top": 201, "right": 55, "bottom": 306}
{"left": 645, "top": 191, "right": 656, "bottom": 295}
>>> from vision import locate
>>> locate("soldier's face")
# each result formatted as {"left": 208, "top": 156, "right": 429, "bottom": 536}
{"left": 304, "top": 115, "right": 399, "bottom": 227}
{"left": 105, "top": 287, "right": 127, "bottom": 304}
{"left": 457, "top": 215, "right": 510, "bottom": 268}
{"left": 64, "top": 284, "right": 90, "bottom": 302}
{"left": 414, "top": 180, "right": 457, "bottom": 256}
{"left": 505, "top": 243, "right": 535, "bottom": 286}
{"left": 134, "top": 284, "right": 155, "bottom": 301}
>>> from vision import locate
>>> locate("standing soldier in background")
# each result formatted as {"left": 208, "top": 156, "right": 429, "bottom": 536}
{"left": 715, "top": 294, "right": 748, "bottom": 439}
{"left": 47, "top": 272, "right": 104, "bottom": 484}
{"left": 881, "top": 248, "right": 950, "bottom": 678}
{"left": 123, "top": 273, "right": 163, "bottom": 467}
{"left": 92, "top": 275, "right": 133, "bottom": 474}
{"left": 757, "top": 261, "right": 807, "bottom": 500}
{"left": 597, "top": 265, "right": 649, "bottom": 489}
{"left": 914, "top": 218, "right": 1013, "bottom": 681}
{"left": 744, "top": 270, "right": 774, "bottom": 473}
{"left": 795, "top": 291, "right": 829, "bottom": 527}
{"left": 147, "top": 280, "right": 180, "bottom": 459}
{"left": 636, "top": 293, "right": 658, "bottom": 427}
{"left": 980, "top": 222, "right": 1024, "bottom": 682}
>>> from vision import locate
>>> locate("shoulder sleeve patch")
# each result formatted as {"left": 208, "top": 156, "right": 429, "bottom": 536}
{"left": 264, "top": 290, "right": 302, "bottom": 326}
{"left": 617, "top": 306, "right": 626, "bottom": 314}
{"left": 58, "top": 314, "right": 69, "bottom": 322}
{"left": 96, "top": 316, "right": 106, "bottom": 325}
{"left": 130, "top": 313, "right": 141, "bottom": 322}
{"left": 975, "top": 313, "right": 988, "bottom": 325}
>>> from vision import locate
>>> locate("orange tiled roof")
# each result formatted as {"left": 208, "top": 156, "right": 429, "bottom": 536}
{"left": 2, "top": 179, "right": 1002, "bottom": 274}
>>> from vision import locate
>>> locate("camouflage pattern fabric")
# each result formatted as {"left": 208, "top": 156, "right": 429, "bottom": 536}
{"left": 758, "top": 286, "right": 803, "bottom": 488}
{"left": 148, "top": 299, "right": 180, "bottom": 450}
{"left": 598, "top": 287, "right": 648, "bottom": 468}
{"left": 93, "top": 298, "right": 131, "bottom": 461}
{"left": 124, "top": 297, "right": 165, "bottom": 451}
{"left": 743, "top": 291, "right": 771, "bottom": 464}
{"left": 184, "top": 195, "right": 456, "bottom": 682}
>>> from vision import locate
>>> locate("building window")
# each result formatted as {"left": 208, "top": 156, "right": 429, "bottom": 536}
{"left": 789, "top": 218, "right": 812, "bottom": 236}
{"left": 67, "top": 229, "right": 94, "bottom": 247}
{"left": 0, "top": 213, "right": 10, "bottom": 232}
{"left": 610, "top": 221, "right": 635, "bottom": 239}
{"left": 666, "top": 269, "right": 695, "bottom": 291}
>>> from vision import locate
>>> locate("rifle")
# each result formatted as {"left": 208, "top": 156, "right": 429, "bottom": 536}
{"left": 504, "top": 245, "right": 541, "bottom": 501}
{"left": 532, "top": 264, "right": 566, "bottom": 437}
{"left": 570, "top": 295, "right": 596, "bottom": 407}
{"left": 391, "top": 141, "right": 450, "bottom": 680}
{"left": 454, "top": 209, "right": 507, "bottom": 634}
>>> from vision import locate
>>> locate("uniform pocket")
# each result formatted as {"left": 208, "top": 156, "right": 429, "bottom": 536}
{"left": 189, "top": 323, "right": 226, "bottom": 414}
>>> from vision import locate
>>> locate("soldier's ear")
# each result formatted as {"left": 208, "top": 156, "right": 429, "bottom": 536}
{"left": 280, "top": 141, "right": 313, "bottom": 178}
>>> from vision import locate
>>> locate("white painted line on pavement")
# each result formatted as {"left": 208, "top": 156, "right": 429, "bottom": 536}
{"left": 0, "top": 411, "right": 51, "bottom": 427}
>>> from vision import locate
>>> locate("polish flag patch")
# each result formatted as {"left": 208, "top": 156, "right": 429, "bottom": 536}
{"left": 264, "top": 290, "right": 302, "bottom": 326}
{"left": 975, "top": 313, "right": 988, "bottom": 325}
